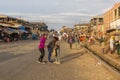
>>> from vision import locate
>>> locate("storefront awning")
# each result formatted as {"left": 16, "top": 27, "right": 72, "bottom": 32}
{"left": 4, "top": 28, "right": 18, "bottom": 34}
{"left": 0, "top": 23, "right": 12, "bottom": 27}
{"left": 106, "top": 29, "right": 116, "bottom": 33}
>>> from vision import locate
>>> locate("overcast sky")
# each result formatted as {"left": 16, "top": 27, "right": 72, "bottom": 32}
{"left": 0, "top": 0, "right": 119, "bottom": 29}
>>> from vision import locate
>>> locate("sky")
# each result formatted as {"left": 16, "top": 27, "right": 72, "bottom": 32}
{"left": 0, "top": 0, "right": 119, "bottom": 30}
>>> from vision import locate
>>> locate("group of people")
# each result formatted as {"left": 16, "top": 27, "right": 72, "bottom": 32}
{"left": 66, "top": 33, "right": 94, "bottom": 49}
{"left": 37, "top": 33, "right": 61, "bottom": 64}
{"left": 63, "top": 32, "right": 120, "bottom": 56}
{"left": 0, "top": 29, "right": 29, "bottom": 42}
{"left": 37, "top": 31, "right": 120, "bottom": 65}
{"left": 100, "top": 35, "right": 120, "bottom": 56}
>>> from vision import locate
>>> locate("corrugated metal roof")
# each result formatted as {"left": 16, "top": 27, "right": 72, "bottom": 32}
{"left": 0, "top": 14, "right": 7, "bottom": 18}
{"left": 0, "top": 23, "right": 12, "bottom": 27}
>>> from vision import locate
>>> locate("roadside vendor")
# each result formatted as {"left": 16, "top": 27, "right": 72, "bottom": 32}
{"left": 115, "top": 40, "right": 120, "bottom": 56}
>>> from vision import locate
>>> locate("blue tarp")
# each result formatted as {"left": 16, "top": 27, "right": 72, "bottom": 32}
{"left": 19, "top": 26, "right": 25, "bottom": 30}
{"left": 18, "top": 26, "right": 28, "bottom": 33}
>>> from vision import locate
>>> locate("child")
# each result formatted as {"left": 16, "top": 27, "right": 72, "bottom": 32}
{"left": 101, "top": 40, "right": 105, "bottom": 54}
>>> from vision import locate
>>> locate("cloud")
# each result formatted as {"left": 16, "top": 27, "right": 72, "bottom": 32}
{"left": 0, "top": 0, "right": 119, "bottom": 29}
{"left": 57, "top": 12, "right": 93, "bottom": 17}
{"left": 2, "top": 12, "right": 92, "bottom": 30}
{"left": 3, "top": 12, "right": 92, "bottom": 23}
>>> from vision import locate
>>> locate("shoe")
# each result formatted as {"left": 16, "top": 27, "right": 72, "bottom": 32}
{"left": 53, "top": 61, "right": 57, "bottom": 64}
{"left": 41, "top": 62, "right": 45, "bottom": 64}
{"left": 37, "top": 61, "right": 46, "bottom": 64}
{"left": 56, "top": 62, "right": 61, "bottom": 64}
{"left": 54, "top": 61, "right": 60, "bottom": 64}
{"left": 36, "top": 61, "right": 41, "bottom": 64}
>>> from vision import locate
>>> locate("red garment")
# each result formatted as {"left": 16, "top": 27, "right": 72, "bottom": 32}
{"left": 38, "top": 36, "right": 46, "bottom": 49}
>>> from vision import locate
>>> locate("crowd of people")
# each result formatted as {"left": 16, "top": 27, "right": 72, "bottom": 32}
{"left": 1, "top": 28, "right": 119, "bottom": 65}
{"left": 0, "top": 29, "right": 43, "bottom": 42}
{"left": 37, "top": 31, "right": 99, "bottom": 65}
{"left": 37, "top": 30, "right": 120, "bottom": 65}
{"left": 62, "top": 32, "right": 94, "bottom": 49}
{"left": 37, "top": 31, "right": 98, "bottom": 65}
{"left": 62, "top": 32, "right": 120, "bottom": 57}
{"left": 103, "top": 35, "right": 120, "bottom": 56}
{"left": 0, "top": 29, "right": 30, "bottom": 42}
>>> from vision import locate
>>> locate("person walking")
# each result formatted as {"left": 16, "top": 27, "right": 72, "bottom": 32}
{"left": 110, "top": 36, "right": 114, "bottom": 54}
{"left": 53, "top": 37, "right": 61, "bottom": 64}
{"left": 101, "top": 36, "right": 105, "bottom": 54}
{"left": 37, "top": 34, "right": 47, "bottom": 64}
{"left": 79, "top": 35, "right": 85, "bottom": 47}
{"left": 74, "top": 35, "right": 79, "bottom": 49}
{"left": 47, "top": 37, "right": 56, "bottom": 63}
{"left": 115, "top": 40, "right": 120, "bottom": 56}
{"left": 68, "top": 36, "right": 73, "bottom": 49}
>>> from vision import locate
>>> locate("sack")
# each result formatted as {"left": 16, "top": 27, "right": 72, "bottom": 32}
{"left": 52, "top": 49, "right": 56, "bottom": 57}
{"left": 47, "top": 42, "right": 52, "bottom": 48}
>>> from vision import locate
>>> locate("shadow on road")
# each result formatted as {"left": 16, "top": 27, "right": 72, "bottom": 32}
{"left": 61, "top": 50, "right": 87, "bottom": 64}
{"left": 0, "top": 53, "right": 25, "bottom": 63}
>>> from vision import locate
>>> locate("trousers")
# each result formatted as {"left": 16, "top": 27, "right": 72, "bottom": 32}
{"left": 38, "top": 48, "right": 45, "bottom": 62}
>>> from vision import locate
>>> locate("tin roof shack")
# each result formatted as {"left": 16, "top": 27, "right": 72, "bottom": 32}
{"left": 30, "top": 22, "right": 48, "bottom": 34}
{"left": 0, "top": 14, "right": 32, "bottom": 33}
{"left": 74, "top": 23, "right": 91, "bottom": 34}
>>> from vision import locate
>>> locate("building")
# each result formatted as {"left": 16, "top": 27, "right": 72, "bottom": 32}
{"left": 90, "top": 16, "right": 103, "bottom": 27}
{"left": 0, "top": 14, "right": 30, "bottom": 28}
{"left": 74, "top": 23, "right": 91, "bottom": 34}
{"left": 104, "top": 2, "right": 120, "bottom": 30}
{"left": 74, "top": 23, "right": 90, "bottom": 30}
{"left": 60, "top": 26, "right": 73, "bottom": 33}
{"left": 0, "top": 14, "right": 49, "bottom": 35}
{"left": 90, "top": 16, "right": 104, "bottom": 31}
{"left": 90, "top": 16, "right": 104, "bottom": 37}
{"left": 30, "top": 22, "right": 48, "bottom": 31}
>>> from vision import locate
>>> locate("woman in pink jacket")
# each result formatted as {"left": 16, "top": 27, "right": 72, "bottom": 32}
{"left": 37, "top": 34, "right": 47, "bottom": 64}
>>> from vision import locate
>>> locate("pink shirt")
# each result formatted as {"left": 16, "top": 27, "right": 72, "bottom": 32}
{"left": 38, "top": 36, "right": 46, "bottom": 49}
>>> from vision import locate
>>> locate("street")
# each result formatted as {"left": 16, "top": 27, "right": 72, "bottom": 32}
{"left": 0, "top": 40, "right": 120, "bottom": 80}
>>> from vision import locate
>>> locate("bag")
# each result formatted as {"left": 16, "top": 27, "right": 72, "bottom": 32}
{"left": 47, "top": 41, "right": 52, "bottom": 48}
{"left": 52, "top": 49, "right": 56, "bottom": 57}
{"left": 69, "top": 38, "right": 72, "bottom": 43}
{"left": 118, "top": 49, "right": 120, "bottom": 54}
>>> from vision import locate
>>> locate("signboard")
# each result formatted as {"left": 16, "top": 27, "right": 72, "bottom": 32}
{"left": 110, "top": 19, "right": 120, "bottom": 29}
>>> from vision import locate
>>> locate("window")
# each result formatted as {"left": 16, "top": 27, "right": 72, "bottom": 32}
{"left": 118, "top": 6, "right": 120, "bottom": 17}
{"left": 0, "top": 18, "right": 3, "bottom": 22}
{"left": 99, "top": 18, "right": 103, "bottom": 22}
{"left": 114, "top": 9, "right": 117, "bottom": 18}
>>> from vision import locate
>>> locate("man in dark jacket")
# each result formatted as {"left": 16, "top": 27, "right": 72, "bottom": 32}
{"left": 47, "top": 37, "right": 56, "bottom": 62}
